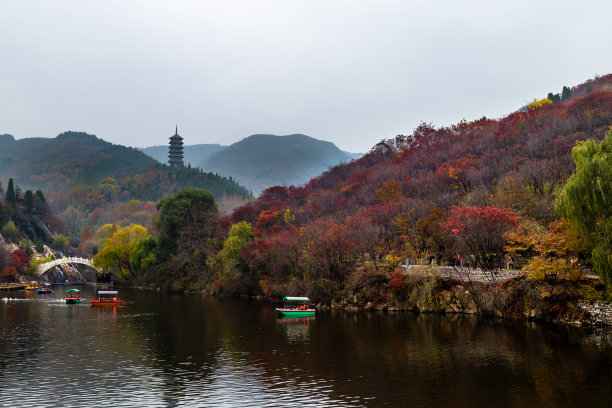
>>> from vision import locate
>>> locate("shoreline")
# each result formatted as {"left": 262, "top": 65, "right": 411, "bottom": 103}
{"left": 17, "top": 274, "right": 612, "bottom": 328}
{"left": 186, "top": 285, "right": 612, "bottom": 330}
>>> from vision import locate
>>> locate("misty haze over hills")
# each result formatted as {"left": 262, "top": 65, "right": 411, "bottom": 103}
{"left": 139, "top": 144, "right": 226, "bottom": 168}
{"left": 141, "top": 134, "right": 362, "bottom": 195}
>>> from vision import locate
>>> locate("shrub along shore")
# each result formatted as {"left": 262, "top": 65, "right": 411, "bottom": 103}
{"left": 184, "top": 263, "right": 609, "bottom": 329}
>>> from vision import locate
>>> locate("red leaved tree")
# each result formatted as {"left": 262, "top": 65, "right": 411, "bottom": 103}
{"left": 445, "top": 206, "right": 520, "bottom": 282}
{"left": 2, "top": 250, "right": 28, "bottom": 281}
{"left": 12, "top": 249, "right": 30, "bottom": 274}
{"left": 300, "top": 220, "right": 357, "bottom": 286}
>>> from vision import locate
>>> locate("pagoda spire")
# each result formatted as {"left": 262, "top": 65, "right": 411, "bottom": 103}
{"left": 168, "top": 126, "right": 184, "bottom": 166}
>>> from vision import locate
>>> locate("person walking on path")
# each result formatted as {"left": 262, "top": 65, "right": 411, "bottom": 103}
{"left": 506, "top": 254, "right": 513, "bottom": 270}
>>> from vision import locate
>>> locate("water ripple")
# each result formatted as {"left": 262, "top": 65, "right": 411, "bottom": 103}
{"left": 2, "top": 291, "right": 612, "bottom": 407}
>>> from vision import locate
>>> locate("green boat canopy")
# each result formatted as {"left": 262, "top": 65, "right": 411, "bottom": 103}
{"left": 66, "top": 289, "right": 80, "bottom": 293}
{"left": 282, "top": 297, "right": 310, "bottom": 302}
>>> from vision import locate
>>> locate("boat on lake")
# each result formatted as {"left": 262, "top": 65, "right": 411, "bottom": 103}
{"left": 276, "top": 296, "right": 315, "bottom": 317}
{"left": 25, "top": 281, "right": 38, "bottom": 291}
{"left": 37, "top": 283, "right": 53, "bottom": 294}
{"left": 65, "top": 289, "right": 81, "bottom": 304}
{"left": 91, "top": 290, "right": 123, "bottom": 305}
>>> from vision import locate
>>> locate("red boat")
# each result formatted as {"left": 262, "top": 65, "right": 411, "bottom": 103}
{"left": 91, "top": 290, "right": 123, "bottom": 305}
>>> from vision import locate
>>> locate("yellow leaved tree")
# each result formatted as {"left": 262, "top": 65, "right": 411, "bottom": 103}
{"left": 94, "top": 224, "right": 149, "bottom": 282}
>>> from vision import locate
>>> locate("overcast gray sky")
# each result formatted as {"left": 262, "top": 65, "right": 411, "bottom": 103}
{"left": 1, "top": 1, "right": 611, "bottom": 153}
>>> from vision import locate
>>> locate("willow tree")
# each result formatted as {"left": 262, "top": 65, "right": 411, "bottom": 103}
{"left": 556, "top": 130, "right": 612, "bottom": 283}
{"left": 94, "top": 224, "right": 149, "bottom": 281}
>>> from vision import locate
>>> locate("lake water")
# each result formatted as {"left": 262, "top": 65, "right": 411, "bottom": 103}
{"left": 1, "top": 286, "right": 611, "bottom": 407}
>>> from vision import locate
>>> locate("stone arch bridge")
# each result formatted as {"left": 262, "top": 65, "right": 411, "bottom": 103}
{"left": 36, "top": 256, "right": 100, "bottom": 277}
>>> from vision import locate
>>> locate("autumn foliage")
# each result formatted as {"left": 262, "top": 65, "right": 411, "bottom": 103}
{"left": 37, "top": 74, "right": 611, "bottom": 299}
{"left": 445, "top": 206, "right": 520, "bottom": 274}
{"left": 388, "top": 269, "right": 407, "bottom": 293}
{"left": 213, "top": 76, "right": 612, "bottom": 297}
{"left": 1, "top": 249, "right": 30, "bottom": 281}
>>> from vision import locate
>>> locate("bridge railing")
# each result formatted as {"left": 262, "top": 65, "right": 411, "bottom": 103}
{"left": 36, "top": 256, "right": 98, "bottom": 276}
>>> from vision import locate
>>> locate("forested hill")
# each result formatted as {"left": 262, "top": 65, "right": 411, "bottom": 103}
{"left": 0, "top": 131, "right": 251, "bottom": 201}
{"left": 199, "top": 133, "right": 355, "bottom": 195}
{"left": 0, "top": 132, "right": 155, "bottom": 189}
{"left": 228, "top": 74, "right": 612, "bottom": 271}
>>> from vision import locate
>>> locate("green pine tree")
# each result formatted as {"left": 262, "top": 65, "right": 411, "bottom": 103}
{"left": 5, "top": 178, "right": 16, "bottom": 207}
{"left": 35, "top": 190, "right": 46, "bottom": 203}
{"left": 561, "top": 86, "right": 572, "bottom": 101}
{"left": 0, "top": 203, "right": 8, "bottom": 227}
{"left": 547, "top": 92, "right": 561, "bottom": 103}
{"left": 24, "top": 190, "right": 34, "bottom": 213}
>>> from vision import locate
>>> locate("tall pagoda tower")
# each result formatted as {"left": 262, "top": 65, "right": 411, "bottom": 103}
{"left": 168, "top": 126, "right": 184, "bottom": 166}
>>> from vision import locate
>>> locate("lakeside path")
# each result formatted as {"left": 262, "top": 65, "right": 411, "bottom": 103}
{"left": 405, "top": 265, "right": 527, "bottom": 284}
{"left": 405, "top": 265, "right": 600, "bottom": 284}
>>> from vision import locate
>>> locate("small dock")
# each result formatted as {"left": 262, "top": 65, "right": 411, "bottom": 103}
{"left": 0, "top": 283, "right": 27, "bottom": 291}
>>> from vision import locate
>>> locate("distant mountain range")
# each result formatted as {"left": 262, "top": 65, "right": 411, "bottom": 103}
{"left": 141, "top": 134, "right": 362, "bottom": 195}
{"left": 0, "top": 131, "right": 250, "bottom": 200}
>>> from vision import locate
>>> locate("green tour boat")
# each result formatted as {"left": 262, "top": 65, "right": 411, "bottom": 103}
{"left": 65, "top": 289, "right": 81, "bottom": 304}
{"left": 276, "top": 297, "right": 315, "bottom": 317}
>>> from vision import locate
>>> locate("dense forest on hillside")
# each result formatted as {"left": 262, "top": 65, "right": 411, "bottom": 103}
{"left": 232, "top": 83, "right": 612, "bottom": 234}
{"left": 0, "top": 132, "right": 156, "bottom": 189}
{"left": 203, "top": 75, "right": 612, "bottom": 303}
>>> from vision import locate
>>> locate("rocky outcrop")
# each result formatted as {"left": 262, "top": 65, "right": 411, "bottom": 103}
{"left": 316, "top": 281, "right": 609, "bottom": 329}
{"left": 12, "top": 211, "right": 55, "bottom": 243}
{"left": 330, "top": 284, "right": 480, "bottom": 314}
{"left": 578, "top": 302, "right": 612, "bottom": 326}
